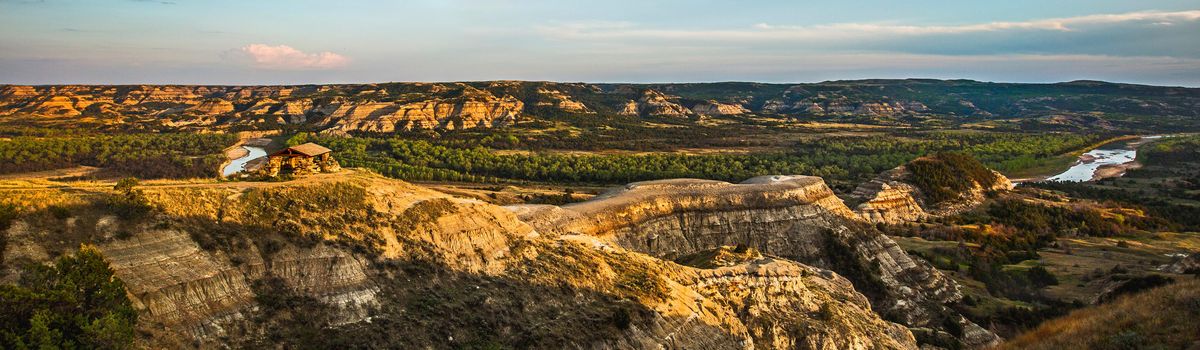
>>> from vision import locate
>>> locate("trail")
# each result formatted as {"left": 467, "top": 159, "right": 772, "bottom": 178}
{"left": 0, "top": 169, "right": 363, "bottom": 192}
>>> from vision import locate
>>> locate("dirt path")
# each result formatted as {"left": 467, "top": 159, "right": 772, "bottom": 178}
{"left": 0, "top": 169, "right": 361, "bottom": 192}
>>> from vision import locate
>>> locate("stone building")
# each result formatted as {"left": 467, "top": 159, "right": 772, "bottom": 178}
{"left": 259, "top": 142, "right": 341, "bottom": 177}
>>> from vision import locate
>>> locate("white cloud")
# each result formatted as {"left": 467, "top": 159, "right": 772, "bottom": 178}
{"left": 228, "top": 44, "right": 349, "bottom": 70}
{"left": 539, "top": 9, "right": 1200, "bottom": 41}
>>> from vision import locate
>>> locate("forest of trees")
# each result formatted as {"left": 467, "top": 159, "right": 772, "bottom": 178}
{"left": 0, "top": 133, "right": 236, "bottom": 179}
{"left": 290, "top": 131, "right": 1095, "bottom": 187}
{"left": 1030, "top": 135, "right": 1200, "bottom": 231}
{"left": 905, "top": 152, "right": 999, "bottom": 203}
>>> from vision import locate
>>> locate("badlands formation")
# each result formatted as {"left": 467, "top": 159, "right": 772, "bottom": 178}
{"left": 850, "top": 165, "right": 1014, "bottom": 224}
{"left": 1, "top": 167, "right": 1010, "bottom": 349}
{"left": 8, "top": 80, "right": 1195, "bottom": 134}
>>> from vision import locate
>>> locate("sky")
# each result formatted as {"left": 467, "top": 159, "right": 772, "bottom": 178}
{"left": 1, "top": 0, "right": 1199, "bottom": 86}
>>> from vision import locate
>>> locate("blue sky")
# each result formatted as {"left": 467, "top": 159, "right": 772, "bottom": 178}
{"left": 1, "top": 0, "right": 1198, "bottom": 86}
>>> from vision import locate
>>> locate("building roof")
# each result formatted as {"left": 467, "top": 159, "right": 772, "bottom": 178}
{"left": 272, "top": 142, "right": 332, "bottom": 157}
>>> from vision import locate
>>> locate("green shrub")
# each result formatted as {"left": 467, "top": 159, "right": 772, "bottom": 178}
{"left": 0, "top": 203, "right": 18, "bottom": 231}
{"left": 0, "top": 246, "right": 137, "bottom": 349}
{"left": 906, "top": 152, "right": 998, "bottom": 204}
{"left": 107, "top": 178, "right": 153, "bottom": 221}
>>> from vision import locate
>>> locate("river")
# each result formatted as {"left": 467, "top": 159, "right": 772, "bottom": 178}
{"left": 1043, "top": 136, "right": 1162, "bottom": 182}
{"left": 222, "top": 146, "right": 267, "bottom": 177}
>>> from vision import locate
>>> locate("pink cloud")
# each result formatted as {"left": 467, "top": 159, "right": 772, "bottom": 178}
{"left": 234, "top": 44, "right": 349, "bottom": 70}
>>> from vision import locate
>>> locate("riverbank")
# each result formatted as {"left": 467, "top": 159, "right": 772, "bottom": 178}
{"left": 1084, "top": 136, "right": 1173, "bottom": 181}
{"left": 1032, "top": 135, "right": 1170, "bottom": 183}
{"left": 1005, "top": 135, "right": 1143, "bottom": 182}
{"left": 220, "top": 138, "right": 273, "bottom": 178}
{"left": 1092, "top": 162, "right": 1141, "bottom": 181}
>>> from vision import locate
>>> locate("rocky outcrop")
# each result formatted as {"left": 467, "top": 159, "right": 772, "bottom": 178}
{"left": 316, "top": 96, "right": 523, "bottom": 132}
{"left": 99, "top": 230, "right": 378, "bottom": 336}
{"left": 1165, "top": 253, "right": 1200, "bottom": 274}
{"left": 511, "top": 175, "right": 999, "bottom": 348}
{"left": 784, "top": 100, "right": 929, "bottom": 117}
{"left": 0, "top": 84, "right": 524, "bottom": 132}
{"left": 4, "top": 80, "right": 1198, "bottom": 129}
{"left": 683, "top": 256, "right": 918, "bottom": 349}
{"left": 1, "top": 173, "right": 924, "bottom": 349}
{"left": 536, "top": 88, "right": 591, "bottom": 113}
{"left": 855, "top": 102, "right": 905, "bottom": 116}
{"left": 188, "top": 99, "right": 235, "bottom": 115}
{"left": 690, "top": 100, "right": 749, "bottom": 116}
{"left": 618, "top": 100, "right": 640, "bottom": 116}
{"left": 850, "top": 164, "right": 1013, "bottom": 224}
{"left": 621, "top": 90, "right": 691, "bottom": 117}
{"left": 851, "top": 167, "right": 930, "bottom": 224}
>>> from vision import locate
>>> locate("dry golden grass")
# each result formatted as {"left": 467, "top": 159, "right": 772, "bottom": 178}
{"left": 1000, "top": 279, "right": 1200, "bottom": 350}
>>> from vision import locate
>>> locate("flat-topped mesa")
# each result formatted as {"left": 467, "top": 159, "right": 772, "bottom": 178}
{"left": 690, "top": 100, "right": 750, "bottom": 116}
{"left": 510, "top": 175, "right": 999, "bottom": 348}
{"left": 511, "top": 175, "right": 856, "bottom": 241}
{"left": 851, "top": 155, "right": 1014, "bottom": 224}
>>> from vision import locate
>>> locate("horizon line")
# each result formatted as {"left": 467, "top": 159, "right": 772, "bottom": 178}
{"left": 2, "top": 78, "right": 1197, "bottom": 89}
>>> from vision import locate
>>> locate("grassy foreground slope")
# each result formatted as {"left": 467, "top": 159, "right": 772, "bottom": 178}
{"left": 1000, "top": 279, "right": 1200, "bottom": 350}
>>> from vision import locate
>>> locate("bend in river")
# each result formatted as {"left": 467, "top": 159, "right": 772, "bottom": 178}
{"left": 1044, "top": 136, "right": 1162, "bottom": 182}
{"left": 222, "top": 146, "right": 267, "bottom": 177}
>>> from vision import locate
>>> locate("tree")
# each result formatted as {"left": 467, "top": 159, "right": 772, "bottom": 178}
{"left": 108, "top": 178, "right": 153, "bottom": 221}
{"left": 0, "top": 245, "right": 137, "bottom": 349}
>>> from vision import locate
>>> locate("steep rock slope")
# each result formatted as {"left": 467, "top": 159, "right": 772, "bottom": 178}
{"left": 690, "top": 100, "right": 750, "bottom": 116}
{"left": 625, "top": 89, "right": 692, "bottom": 117}
{"left": 5, "top": 80, "right": 1199, "bottom": 133}
{"left": 1000, "top": 280, "right": 1200, "bottom": 350}
{"left": 0, "top": 84, "right": 525, "bottom": 132}
{"left": 510, "top": 175, "right": 1000, "bottom": 348}
{"left": 1, "top": 173, "right": 918, "bottom": 349}
{"left": 850, "top": 159, "right": 1014, "bottom": 224}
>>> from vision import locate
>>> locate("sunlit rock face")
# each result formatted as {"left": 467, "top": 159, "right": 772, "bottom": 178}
{"left": 2, "top": 173, "right": 926, "bottom": 349}
{"left": 6, "top": 80, "right": 1197, "bottom": 132}
{"left": 690, "top": 100, "right": 749, "bottom": 116}
{"left": 0, "top": 84, "right": 526, "bottom": 132}
{"left": 850, "top": 165, "right": 1014, "bottom": 224}
{"left": 625, "top": 89, "right": 692, "bottom": 117}
{"left": 512, "top": 175, "right": 1000, "bottom": 348}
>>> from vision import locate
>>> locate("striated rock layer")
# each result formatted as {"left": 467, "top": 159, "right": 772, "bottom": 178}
{"left": 691, "top": 100, "right": 750, "bottom": 116}
{"left": 2, "top": 172, "right": 921, "bottom": 349}
{"left": 5, "top": 80, "right": 1200, "bottom": 131}
{"left": 850, "top": 165, "right": 1014, "bottom": 224}
{"left": 0, "top": 83, "right": 525, "bottom": 132}
{"left": 511, "top": 175, "right": 1000, "bottom": 348}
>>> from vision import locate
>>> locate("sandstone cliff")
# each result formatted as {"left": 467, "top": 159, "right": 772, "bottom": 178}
{"left": 511, "top": 175, "right": 1000, "bottom": 348}
{"left": 536, "top": 88, "right": 592, "bottom": 113}
{"left": 2, "top": 172, "right": 923, "bottom": 349}
{"left": 0, "top": 84, "right": 526, "bottom": 132}
{"left": 5, "top": 80, "right": 1197, "bottom": 131}
{"left": 690, "top": 100, "right": 750, "bottom": 116}
{"left": 850, "top": 164, "right": 1014, "bottom": 224}
{"left": 619, "top": 89, "right": 693, "bottom": 117}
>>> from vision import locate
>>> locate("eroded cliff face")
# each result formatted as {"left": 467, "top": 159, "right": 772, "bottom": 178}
{"left": 5, "top": 80, "right": 1199, "bottom": 132}
{"left": 620, "top": 89, "right": 693, "bottom": 117}
{"left": 0, "top": 84, "right": 525, "bottom": 132}
{"left": 1, "top": 173, "right": 921, "bottom": 349}
{"left": 850, "top": 165, "right": 1014, "bottom": 224}
{"left": 511, "top": 175, "right": 1000, "bottom": 348}
{"left": 691, "top": 100, "right": 750, "bottom": 116}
